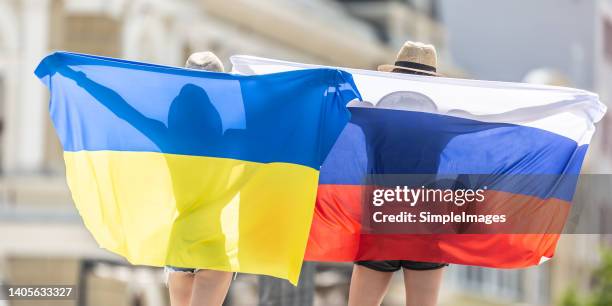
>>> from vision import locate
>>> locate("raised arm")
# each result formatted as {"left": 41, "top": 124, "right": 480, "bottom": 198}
{"left": 57, "top": 65, "right": 167, "bottom": 145}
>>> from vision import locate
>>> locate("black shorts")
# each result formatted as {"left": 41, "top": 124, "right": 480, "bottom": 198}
{"left": 356, "top": 260, "right": 448, "bottom": 272}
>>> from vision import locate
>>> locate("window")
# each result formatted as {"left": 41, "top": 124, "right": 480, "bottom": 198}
{"left": 604, "top": 17, "right": 612, "bottom": 63}
{"left": 454, "top": 266, "right": 525, "bottom": 302}
{"left": 63, "top": 15, "right": 120, "bottom": 57}
{"left": 0, "top": 75, "right": 4, "bottom": 173}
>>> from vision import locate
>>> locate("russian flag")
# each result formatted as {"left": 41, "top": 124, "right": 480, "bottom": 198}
{"left": 231, "top": 55, "right": 606, "bottom": 268}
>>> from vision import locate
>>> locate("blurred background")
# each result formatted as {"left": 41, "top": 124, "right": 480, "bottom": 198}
{"left": 0, "top": 0, "right": 611, "bottom": 305}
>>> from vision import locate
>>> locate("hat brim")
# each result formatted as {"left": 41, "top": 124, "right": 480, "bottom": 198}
{"left": 377, "top": 64, "right": 440, "bottom": 76}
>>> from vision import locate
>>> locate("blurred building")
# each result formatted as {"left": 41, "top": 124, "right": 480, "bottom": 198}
{"left": 337, "top": 0, "right": 465, "bottom": 76}
{"left": 0, "top": 0, "right": 451, "bottom": 305}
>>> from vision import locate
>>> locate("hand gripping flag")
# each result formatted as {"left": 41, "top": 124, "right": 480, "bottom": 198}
{"left": 231, "top": 55, "right": 607, "bottom": 268}
{"left": 35, "top": 52, "right": 360, "bottom": 284}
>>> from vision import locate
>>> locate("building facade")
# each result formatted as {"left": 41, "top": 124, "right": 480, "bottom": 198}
{"left": 0, "top": 0, "right": 449, "bottom": 305}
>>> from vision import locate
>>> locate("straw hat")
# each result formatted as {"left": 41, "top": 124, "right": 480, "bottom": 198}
{"left": 185, "top": 51, "right": 225, "bottom": 72}
{"left": 378, "top": 41, "right": 439, "bottom": 76}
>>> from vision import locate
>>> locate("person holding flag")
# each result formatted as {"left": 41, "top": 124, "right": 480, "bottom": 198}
{"left": 229, "top": 39, "right": 605, "bottom": 306}
{"left": 163, "top": 52, "right": 233, "bottom": 306}
{"left": 347, "top": 41, "right": 448, "bottom": 306}
{"left": 36, "top": 48, "right": 362, "bottom": 306}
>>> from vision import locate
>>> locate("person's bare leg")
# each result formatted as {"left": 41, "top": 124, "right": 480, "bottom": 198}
{"left": 403, "top": 268, "right": 444, "bottom": 306}
{"left": 348, "top": 265, "right": 394, "bottom": 306}
{"left": 189, "top": 270, "right": 233, "bottom": 306}
{"left": 168, "top": 272, "right": 195, "bottom": 306}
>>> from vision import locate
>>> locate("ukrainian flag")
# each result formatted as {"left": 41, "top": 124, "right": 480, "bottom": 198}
{"left": 35, "top": 52, "right": 360, "bottom": 284}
